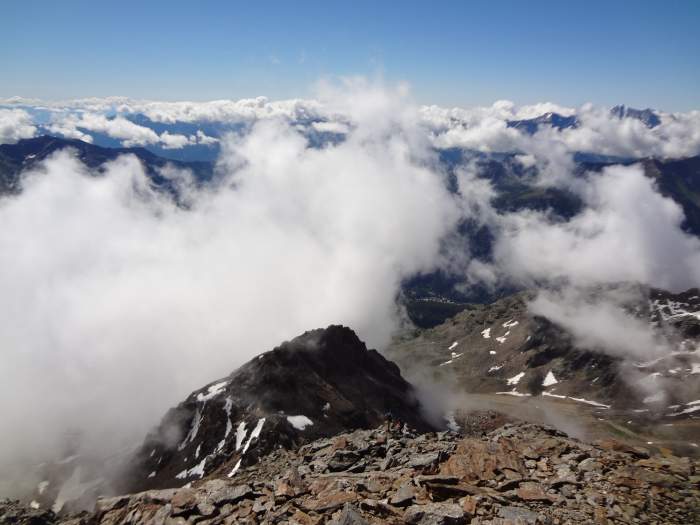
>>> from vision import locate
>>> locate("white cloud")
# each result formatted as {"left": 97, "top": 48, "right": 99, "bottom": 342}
{"left": 491, "top": 164, "right": 700, "bottom": 291}
{"left": 0, "top": 109, "right": 37, "bottom": 144}
{"left": 194, "top": 129, "right": 218, "bottom": 145}
{"left": 158, "top": 131, "right": 193, "bottom": 149}
{"left": 529, "top": 287, "right": 669, "bottom": 361}
{"left": 3, "top": 94, "right": 699, "bottom": 159}
{"left": 48, "top": 112, "right": 160, "bottom": 147}
{"left": 310, "top": 121, "right": 349, "bottom": 134}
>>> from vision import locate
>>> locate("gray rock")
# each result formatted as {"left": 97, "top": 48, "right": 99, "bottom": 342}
{"left": 206, "top": 482, "right": 253, "bottom": 506}
{"left": 390, "top": 483, "right": 415, "bottom": 507}
{"left": 328, "top": 450, "right": 360, "bottom": 472}
{"left": 578, "top": 458, "right": 602, "bottom": 472}
{"left": 497, "top": 505, "right": 539, "bottom": 524}
{"left": 404, "top": 503, "right": 466, "bottom": 525}
{"left": 329, "top": 503, "right": 369, "bottom": 525}
{"left": 407, "top": 452, "right": 440, "bottom": 470}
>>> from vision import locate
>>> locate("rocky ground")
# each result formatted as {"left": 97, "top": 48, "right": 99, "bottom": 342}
{"left": 4, "top": 421, "right": 698, "bottom": 525}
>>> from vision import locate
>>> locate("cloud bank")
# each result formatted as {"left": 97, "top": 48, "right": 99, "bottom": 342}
{"left": 3, "top": 94, "right": 700, "bottom": 158}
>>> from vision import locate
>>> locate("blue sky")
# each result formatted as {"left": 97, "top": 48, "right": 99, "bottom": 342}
{"left": 2, "top": 0, "right": 699, "bottom": 110}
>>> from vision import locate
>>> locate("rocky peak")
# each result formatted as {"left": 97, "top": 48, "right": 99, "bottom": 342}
{"left": 123, "top": 325, "right": 431, "bottom": 494}
{"left": 610, "top": 104, "right": 661, "bottom": 128}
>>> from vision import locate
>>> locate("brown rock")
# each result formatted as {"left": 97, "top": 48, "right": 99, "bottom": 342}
{"left": 515, "top": 482, "right": 557, "bottom": 504}
{"left": 290, "top": 509, "right": 320, "bottom": 525}
{"left": 404, "top": 502, "right": 466, "bottom": 524}
{"left": 301, "top": 491, "right": 358, "bottom": 512}
{"left": 390, "top": 483, "right": 416, "bottom": 507}
{"left": 440, "top": 439, "right": 526, "bottom": 482}
{"left": 170, "top": 488, "right": 198, "bottom": 516}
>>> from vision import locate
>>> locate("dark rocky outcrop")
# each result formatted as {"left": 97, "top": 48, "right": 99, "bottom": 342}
{"left": 124, "top": 325, "right": 432, "bottom": 493}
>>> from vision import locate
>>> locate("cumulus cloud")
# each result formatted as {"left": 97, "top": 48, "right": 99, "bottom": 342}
{"left": 0, "top": 108, "right": 37, "bottom": 144}
{"left": 310, "top": 120, "right": 350, "bottom": 134}
{"left": 44, "top": 112, "right": 218, "bottom": 150}
{"left": 4, "top": 93, "right": 700, "bottom": 159}
{"left": 423, "top": 101, "right": 700, "bottom": 160}
{"left": 491, "top": 164, "right": 700, "bottom": 291}
{"left": 47, "top": 112, "right": 160, "bottom": 146}
{"left": 0, "top": 82, "right": 466, "bottom": 495}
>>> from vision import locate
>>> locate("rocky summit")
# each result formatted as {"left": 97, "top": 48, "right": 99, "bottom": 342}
{"left": 4, "top": 421, "right": 699, "bottom": 524}
{"left": 125, "top": 325, "right": 432, "bottom": 494}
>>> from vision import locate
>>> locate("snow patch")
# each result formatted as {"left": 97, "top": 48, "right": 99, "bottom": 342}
{"left": 481, "top": 328, "right": 491, "bottom": 339}
{"left": 242, "top": 418, "right": 265, "bottom": 454}
{"left": 196, "top": 380, "right": 228, "bottom": 402}
{"left": 227, "top": 459, "right": 242, "bottom": 478}
{"left": 235, "top": 421, "right": 247, "bottom": 451}
{"left": 175, "top": 455, "right": 208, "bottom": 480}
{"left": 496, "top": 389, "right": 531, "bottom": 397}
{"left": 542, "top": 391, "right": 566, "bottom": 400}
{"left": 569, "top": 397, "right": 611, "bottom": 409}
{"left": 495, "top": 330, "right": 511, "bottom": 344}
{"left": 502, "top": 319, "right": 519, "bottom": 328}
{"left": 542, "top": 371, "right": 558, "bottom": 387}
{"left": 287, "top": 415, "right": 313, "bottom": 430}
{"left": 215, "top": 397, "right": 235, "bottom": 453}
{"left": 507, "top": 372, "right": 525, "bottom": 386}
{"left": 448, "top": 341, "right": 458, "bottom": 350}
{"left": 178, "top": 406, "right": 204, "bottom": 450}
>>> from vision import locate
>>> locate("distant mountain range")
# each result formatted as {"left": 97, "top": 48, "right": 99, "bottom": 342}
{"left": 507, "top": 105, "right": 661, "bottom": 135}
{"left": 0, "top": 135, "right": 214, "bottom": 195}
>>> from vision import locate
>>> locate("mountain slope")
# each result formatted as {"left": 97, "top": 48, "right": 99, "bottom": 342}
{"left": 0, "top": 135, "right": 214, "bottom": 195}
{"left": 388, "top": 287, "right": 700, "bottom": 434}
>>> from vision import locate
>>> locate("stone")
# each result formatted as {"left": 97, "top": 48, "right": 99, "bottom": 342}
{"left": 497, "top": 505, "right": 539, "bottom": 524}
{"left": 408, "top": 453, "right": 441, "bottom": 470}
{"left": 328, "top": 450, "right": 361, "bottom": 472}
{"left": 328, "top": 503, "right": 369, "bottom": 525}
{"left": 440, "top": 439, "right": 525, "bottom": 482}
{"left": 515, "top": 482, "right": 557, "bottom": 504}
{"left": 390, "top": 483, "right": 416, "bottom": 507}
{"left": 404, "top": 502, "right": 466, "bottom": 525}
{"left": 578, "top": 458, "right": 602, "bottom": 473}
{"left": 170, "top": 488, "right": 198, "bottom": 516}
{"left": 301, "top": 491, "right": 358, "bottom": 512}
{"left": 207, "top": 483, "right": 254, "bottom": 506}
